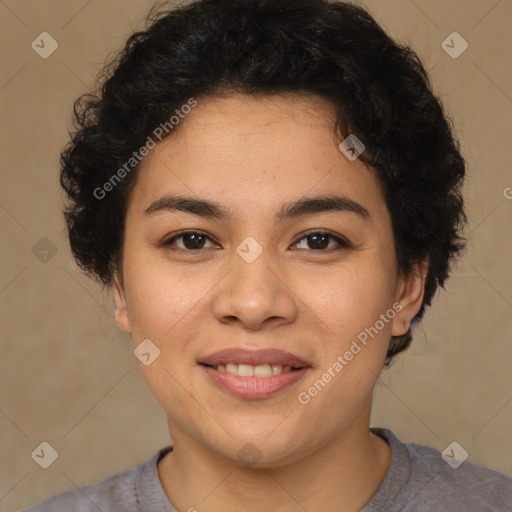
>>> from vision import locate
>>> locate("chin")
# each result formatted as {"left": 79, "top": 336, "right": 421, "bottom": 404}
{"left": 206, "top": 428, "right": 315, "bottom": 469}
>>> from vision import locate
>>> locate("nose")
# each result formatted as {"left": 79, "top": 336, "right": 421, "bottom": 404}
{"left": 210, "top": 244, "right": 298, "bottom": 331}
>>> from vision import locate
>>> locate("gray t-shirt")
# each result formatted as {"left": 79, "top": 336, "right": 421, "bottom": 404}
{"left": 21, "top": 427, "right": 512, "bottom": 511}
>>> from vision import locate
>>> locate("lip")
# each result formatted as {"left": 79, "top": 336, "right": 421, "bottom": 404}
{"left": 198, "top": 348, "right": 310, "bottom": 368}
{"left": 201, "top": 365, "right": 310, "bottom": 399}
{"left": 198, "top": 348, "right": 311, "bottom": 400}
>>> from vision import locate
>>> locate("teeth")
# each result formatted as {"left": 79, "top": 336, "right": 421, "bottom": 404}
{"left": 238, "top": 364, "right": 254, "bottom": 377}
{"left": 215, "top": 363, "right": 294, "bottom": 377}
{"left": 226, "top": 363, "right": 239, "bottom": 375}
{"left": 254, "top": 364, "right": 272, "bottom": 377}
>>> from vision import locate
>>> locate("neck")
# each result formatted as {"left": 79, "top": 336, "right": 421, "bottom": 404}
{"left": 157, "top": 417, "right": 391, "bottom": 511}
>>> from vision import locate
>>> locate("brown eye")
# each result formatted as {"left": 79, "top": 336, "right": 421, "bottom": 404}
{"left": 163, "top": 231, "right": 217, "bottom": 251}
{"left": 291, "top": 231, "right": 352, "bottom": 251}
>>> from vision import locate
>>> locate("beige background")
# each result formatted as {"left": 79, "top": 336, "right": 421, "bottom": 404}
{"left": 1, "top": 0, "right": 511, "bottom": 510}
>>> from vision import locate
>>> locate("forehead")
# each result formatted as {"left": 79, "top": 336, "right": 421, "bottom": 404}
{"left": 127, "top": 93, "right": 385, "bottom": 221}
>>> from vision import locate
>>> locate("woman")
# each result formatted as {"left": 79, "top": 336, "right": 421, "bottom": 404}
{"left": 23, "top": 0, "right": 512, "bottom": 510}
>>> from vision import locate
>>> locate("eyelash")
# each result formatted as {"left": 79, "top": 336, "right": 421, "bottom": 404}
{"left": 162, "top": 229, "right": 352, "bottom": 253}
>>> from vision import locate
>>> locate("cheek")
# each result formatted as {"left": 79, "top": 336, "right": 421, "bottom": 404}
{"left": 123, "top": 265, "right": 209, "bottom": 410}
{"left": 292, "top": 258, "right": 396, "bottom": 412}
{"left": 124, "top": 259, "right": 209, "bottom": 341}
{"left": 297, "top": 259, "right": 396, "bottom": 341}
{"left": 295, "top": 270, "right": 394, "bottom": 424}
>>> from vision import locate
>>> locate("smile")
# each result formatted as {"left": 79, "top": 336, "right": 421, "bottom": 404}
{"left": 212, "top": 363, "right": 294, "bottom": 377}
{"left": 198, "top": 348, "right": 311, "bottom": 399}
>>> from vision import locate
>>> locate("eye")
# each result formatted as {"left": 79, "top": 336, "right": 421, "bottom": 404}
{"left": 162, "top": 230, "right": 218, "bottom": 251}
{"left": 162, "top": 229, "right": 352, "bottom": 253}
{"left": 290, "top": 230, "right": 352, "bottom": 251}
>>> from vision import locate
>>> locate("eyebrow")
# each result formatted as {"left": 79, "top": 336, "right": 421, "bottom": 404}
{"left": 144, "top": 194, "right": 370, "bottom": 221}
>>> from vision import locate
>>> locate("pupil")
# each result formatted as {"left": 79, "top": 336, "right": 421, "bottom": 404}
{"left": 181, "top": 234, "right": 330, "bottom": 250}
{"left": 184, "top": 233, "right": 204, "bottom": 249}
{"left": 309, "top": 234, "right": 328, "bottom": 250}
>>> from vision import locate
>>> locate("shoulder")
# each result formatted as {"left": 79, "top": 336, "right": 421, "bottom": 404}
{"left": 21, "top": 466, "right": 139, "bottom": 512}
{"left": 21, "top": 447, "right": 172, "bottom": 512}
{"left": 372, "top": 428, "right": 512, "bottom": 511}
{"left": 405, "top": 439, "right": 512, "bottom": 509}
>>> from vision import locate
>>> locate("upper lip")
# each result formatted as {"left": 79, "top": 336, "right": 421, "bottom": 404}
{"left": 199, "top": 348, "right": 310, "bottom": 368}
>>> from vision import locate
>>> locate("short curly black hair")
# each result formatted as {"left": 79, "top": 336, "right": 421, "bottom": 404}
{"left": 60, "top": 0, "right": 467, "bottom": 365}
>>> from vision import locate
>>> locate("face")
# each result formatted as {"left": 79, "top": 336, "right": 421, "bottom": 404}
{"left": 113, "top": 93, "right": 425, "bottom": 467}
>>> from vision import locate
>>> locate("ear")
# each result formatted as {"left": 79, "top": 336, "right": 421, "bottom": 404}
{"left": 391, "top": 259, "right": 428, "bottom": 337}
{"left": 112, "top": 272, "right": 132, "bottom": 333}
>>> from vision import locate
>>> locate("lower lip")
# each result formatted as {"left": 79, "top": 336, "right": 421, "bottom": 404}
{"left": 201, "top": 365, "right": 310, "bottom": 399}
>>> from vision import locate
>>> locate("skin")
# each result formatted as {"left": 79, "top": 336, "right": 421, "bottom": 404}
{"left": 113, "top": 93, "right": 427, "bottom": 512}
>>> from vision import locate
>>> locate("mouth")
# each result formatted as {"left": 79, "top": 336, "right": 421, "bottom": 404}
{"left": 201, "top": 362, "right": 301, "bottom": 377}
{"left": 198, "top": 348, "right": 311, "bottom": 399}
